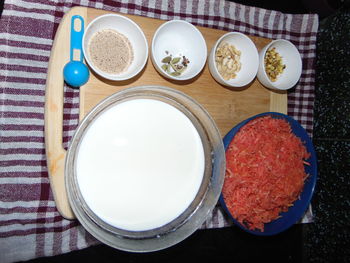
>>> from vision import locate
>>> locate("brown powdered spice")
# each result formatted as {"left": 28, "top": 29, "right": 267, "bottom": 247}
{"left": 88, "top": 29, "right": 134, "bottom": 74}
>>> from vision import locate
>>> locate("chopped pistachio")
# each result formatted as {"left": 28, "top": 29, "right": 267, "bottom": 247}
{"left": 264, "top": 47, "right": 286, "bottom": 82}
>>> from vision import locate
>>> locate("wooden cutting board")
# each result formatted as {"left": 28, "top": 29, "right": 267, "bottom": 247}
{"left": 45, "top": 6, "right": 287, "bottom": 219}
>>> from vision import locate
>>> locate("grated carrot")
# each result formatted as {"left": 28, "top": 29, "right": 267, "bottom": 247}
{"left": 223, "top": 116, "right": 310, "bottom": 232}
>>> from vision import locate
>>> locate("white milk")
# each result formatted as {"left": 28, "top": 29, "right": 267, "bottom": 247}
{"left": 76, "top": 98, "right": 205, "bottom": 231}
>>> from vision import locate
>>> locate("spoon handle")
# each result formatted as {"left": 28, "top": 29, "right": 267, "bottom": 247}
{"left": 70, "top": 15, "right": 84, "bottom": 62}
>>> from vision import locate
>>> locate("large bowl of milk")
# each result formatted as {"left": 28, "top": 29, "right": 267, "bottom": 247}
{"left": 65, "top": 86, "right": 225, "bottom": 252}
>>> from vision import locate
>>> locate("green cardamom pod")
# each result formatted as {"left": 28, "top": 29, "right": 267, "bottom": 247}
{"left": 161, "top": 56, "right": 172, "bottom": 63}
{"left": 170, "top": 71, "right": 181, "bottom": 76}
{"left": 171, "top": 57, "right": 181, "bottom": 64}
{"left": 161, "top": 64, "right": 169, "bottom": 72}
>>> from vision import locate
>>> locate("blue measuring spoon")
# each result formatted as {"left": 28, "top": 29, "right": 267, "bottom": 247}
{"left": 63, "top": 15, "right": 89, "bottom": 87}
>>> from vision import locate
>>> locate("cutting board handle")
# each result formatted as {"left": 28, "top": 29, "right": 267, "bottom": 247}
{"left": 44, "top": 8, "right": 87, "bottom": 219}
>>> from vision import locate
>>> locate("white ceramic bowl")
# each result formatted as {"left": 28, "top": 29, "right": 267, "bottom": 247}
{"left": 82, "top": 14, "right": 148, "bottom": 81}
{"left": 257, "top": 39, "right": 302, "bottom": 90}
{"left": 208, "top": 32, "right": 259, "bottom": 88}
{"left": 151, "top": 20, "right": 207, "bottom": 81}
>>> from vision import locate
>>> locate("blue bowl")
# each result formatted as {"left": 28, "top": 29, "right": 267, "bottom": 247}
{"left": 219, "top": 112, "right": 317, "bottom": 236}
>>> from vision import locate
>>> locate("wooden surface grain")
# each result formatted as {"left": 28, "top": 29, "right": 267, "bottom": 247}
{"left": 45, "top": 6, "right": 287, "bottom": 219}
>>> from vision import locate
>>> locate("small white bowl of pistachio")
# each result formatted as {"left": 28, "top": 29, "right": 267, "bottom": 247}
{"left": 257, "top": 39, "right": 302, "bottom": 91}
{"left": 208, "top": 32, "right": 259, "bottom": 88}
{"left": 151, "top": 20, "right": 207, "bottom": 81}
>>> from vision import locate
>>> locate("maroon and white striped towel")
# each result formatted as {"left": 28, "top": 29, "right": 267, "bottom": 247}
{"left": 0, "top": 0, "right": 318, "bottom": 262}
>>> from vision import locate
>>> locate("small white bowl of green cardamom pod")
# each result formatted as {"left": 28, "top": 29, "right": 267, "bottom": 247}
{"left": 151, "top": 20, "right": 207, "bottom": 81}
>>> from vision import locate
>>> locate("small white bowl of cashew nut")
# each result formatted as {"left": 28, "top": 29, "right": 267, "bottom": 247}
{"left": 208, "top": 32, "right": 259, "bottom": 88}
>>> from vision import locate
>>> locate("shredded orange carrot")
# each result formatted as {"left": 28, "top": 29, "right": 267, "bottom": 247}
{"left": 223, "top": 116, "right": 310, "bottom": 232}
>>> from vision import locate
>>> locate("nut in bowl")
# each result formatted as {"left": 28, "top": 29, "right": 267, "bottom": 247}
{"left": 82, "top": 14, "right": 148, "bottom": 81}
{"left": 151, "top": 20, "right": 207, "bottom": 81}
{"left": 208, "top": 32, "right": 259, "bottom": 88}
{"left": 257, "top": 39, "right": 302, "bottom": 90}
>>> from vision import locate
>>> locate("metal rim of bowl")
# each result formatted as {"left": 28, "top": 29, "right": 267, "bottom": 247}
{"left": 65, "top": 85, "right": 225, "bottom": 252}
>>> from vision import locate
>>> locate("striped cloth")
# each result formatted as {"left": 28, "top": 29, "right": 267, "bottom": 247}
{"left": 0, "top": 0, "right": 318, "bottom": 262}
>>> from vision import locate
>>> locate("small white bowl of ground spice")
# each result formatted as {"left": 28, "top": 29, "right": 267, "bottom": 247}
{"left": 257, "top": 39, "right": 302, "bottom": 90}
{"left": 83, "top": 14, "right": 148, "bottom": 81}
{"left": 208, "top": 32, "right": 259, "bottom": 88}
{"left": 151, "top": 20, "right": 207, "bottom": 81}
